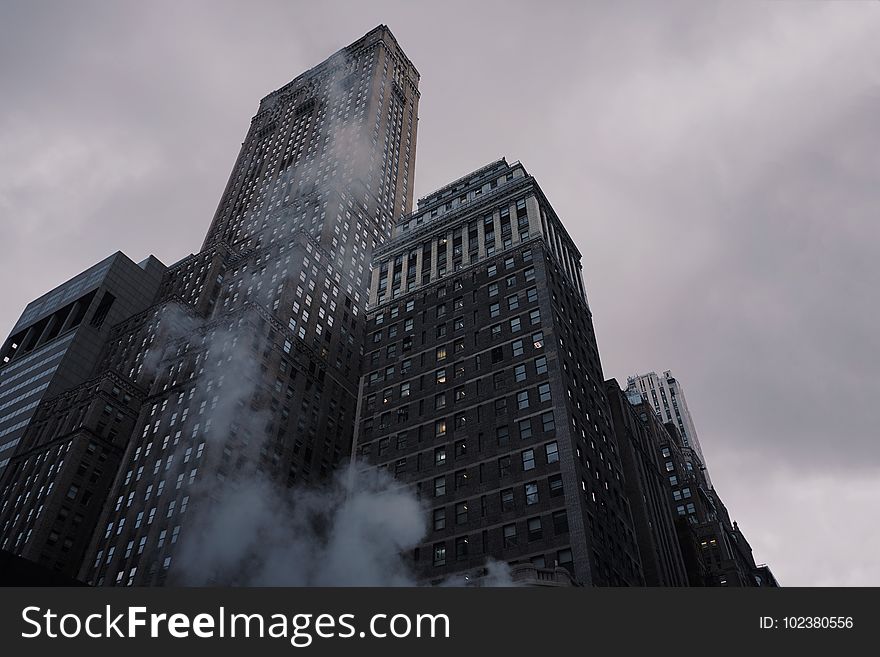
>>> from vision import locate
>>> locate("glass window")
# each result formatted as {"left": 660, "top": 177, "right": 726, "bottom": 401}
{"left": 525, "top": 482, "right": 539, "bottom": 505}
{"left": 433, "top": 508, "right": 446, "bottom": 531}
{"left": 503, "top": 524, "right": 517, "bottom": 547}
{"left": 522, "top": 449, "right": 535, "bottom": 471}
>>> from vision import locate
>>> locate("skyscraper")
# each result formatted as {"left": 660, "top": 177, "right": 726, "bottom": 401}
{"left": 627, "top": 370, "right": 709, "bottom": 482}
{"left": 605, "top": 379, "right": 688, "bottom": 586}
{"left": 0, "top": 253, "right": 166, "bottom": 577}
{"left": 355, "top": 158, "right": 643, "bottom": 586}
{"left": 0, "top": 25, "right": 419, "bottom": 585}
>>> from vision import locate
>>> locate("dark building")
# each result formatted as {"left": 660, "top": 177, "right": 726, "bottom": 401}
{"left": 0, "top": 253, "right": 165, "bottom": 577}
{"left": 605, "top": 379, "right": 688, "bottom": 586}
{"left": 622, "top": 384, "right": 774, "bottom": 587}
{"left": 355, "top": 158, "right": 643, "bottom": 586}
{"left": 73, "top": 25, "right": 420, "bottom": 585}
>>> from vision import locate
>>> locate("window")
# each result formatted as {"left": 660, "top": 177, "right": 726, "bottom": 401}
{"left": 490, "top": 303, "right": 501, "bottom": 318}
{"left": 661, "top": 447, "right": 671, "bottom": 458}
{"left": 496, "top": 425, "right": 510, "bottom": 447}
{"left": 488, "top": 283, "right": 499, "bottom": 297}
{"left": 400, "top": 382, "right": 411, "bottom": 397}
{"left": 435, "top": 420, "right": 447, "bottom": 437}
{"left": 535, "top": 357, "right": 548, "bottom": 375}
{"left": 454, "top": 317, "right": 465, "bottom": 331}
{"left": 552, "top": 510, "right": 569, "bottom": 534}
{"left": 669, "top": 475, "right": 678, "bottom": 486}
{"left": 512, "top": 340, "right": 524, "bottom": 357}
{"left": 436, "top": 346, "right": 447, "bottom": 362}
{"left": 455, "top": 536, "right": 469, "bottom": 559}
{"left": 433, "top": 543, "right": 447, "bottom": 566}
{"left": 436, "top": 303, "right": 447, "bottom": 317}
{"left": 542, "top": 411, "right": 555, "bottom": 432}
{"left": 522, "top": 449, "right": 535, "bottom": 471}
{"left": 532, "top": 332, "right": 544, "bottom": 349}
{"left": 557, "top": 549, "right": 573, "bottom": 570}
{"left": 682, "top": 487, "right": 692, "bottom": 499}
{"left": 525, "top": 482, "right": 539, "bottom": 505}
{"left": 514, "top": 364, "right": 527, "bottom": 382}
{"left": 527, "top": 288, "right": 538, "bottom": 303}
{"left": 498, "top": 455, "right": 512, "bottom": 477}
{"left": 530, "top": 309, "right": 541, "bottom": 325}
{"left": 538, "top": 383, "right": 551, "bottom": 403}
{"left": 507, "top": 295, "right": 519, "bottom": 311}
{"left": 545, "top": 441, "right": 559, "bottom": 464}
{"left": 549, "top": 474, "right": 563, "bottom": 497}
{"left": 503, "top": 524, "right": 517, "bottom": 548}
{"left": 435, "top": 393, "right": 447, "bottom": 410}
{"left": 434, "top": 477, "right": 446, "bottom": 497}
{"left": 500, "top": 488, "right": 514, "bottom": 512}
{"left": 491, "top": 324, "right": 502, "bottom": 339}
{"left": 454, "top": 386, "right": 466, "bottom": 401}
{"left": 510, "top": 317, "right": 522, "bottom": 333}
{"left": 455, "top": 502, "right": 468, "bottom": 524}
{"left": 436, "top": 368, "right": 447, "bottom": 384}
{"left": 517, "top": 391, "right": 530, "bottom": 410}
{"left": 525, "top": 267, "right": 535, "bottom": 282}
{"left": 519, "top": 418, "right": 533, "bottom": 440}
{"left": 665, "top": 461, "right": 675, "bottom": 472}
{"left": 455, "top": 439, "right": 467, "bottom": 458}
{"left": 455, "top": 469, "right": 468, "bottom": 488}
{"left": 435, "top": 447, "right": 447, "bottom": 466}
{"left": 527, "top": 517, "right": 542, "bottom": 541}
{"left": 433, "top": 508, "right": 446, "bottom": 531}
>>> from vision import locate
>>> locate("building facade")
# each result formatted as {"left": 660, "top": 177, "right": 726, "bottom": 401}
{"left": 0, "top": 253, "right": 166, "bottom": 577}
{"left": 627, "top": 370, "right": 710, "bottom": 483}
{"left": 356, "top": 159, "right": 643, "bottom": 586}
{"left": 605, "top": 379, "right": 688, "bottom": 586}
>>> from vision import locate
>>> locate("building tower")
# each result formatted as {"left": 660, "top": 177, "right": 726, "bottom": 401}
{"left": 0, "top": 25, "right": 418, "bottom": 585}
{"left": 627, "top": 370, "right": 709, "bottom": 483}
{"left": 355, "top": 159, "right": 643, "bottom": 586}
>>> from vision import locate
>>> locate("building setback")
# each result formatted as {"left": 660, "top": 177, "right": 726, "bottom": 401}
{"left": 356, "top": 159, "right": 643, "bottom": 586}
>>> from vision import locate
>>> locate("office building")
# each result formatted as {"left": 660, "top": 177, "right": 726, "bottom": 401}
{"left": 356, "top": 158, "right": 643, "bottom": 586}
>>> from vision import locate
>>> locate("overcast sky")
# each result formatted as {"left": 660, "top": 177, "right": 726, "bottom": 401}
{"left": 2, "top": 0, "right": 879, "bottom": 586}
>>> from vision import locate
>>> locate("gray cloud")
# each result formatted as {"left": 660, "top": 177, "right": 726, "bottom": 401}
{"left": 1, "top": 0, "right": 878, "bottom": 586}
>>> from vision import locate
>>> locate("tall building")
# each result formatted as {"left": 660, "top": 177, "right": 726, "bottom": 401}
{"left": 605, "top": 379, "right": 688, "bottom": 586}
{"left": 0, "top": 25, "right": 420, "bottom": 585}
{"left": 627, "top": 370, "right": 709, "bottom": 482}
{"left": 0, "top": 253, "right": 165, "bottom": 577}
{"left": 355, "top": 158, "right": 643, "bottom": 586}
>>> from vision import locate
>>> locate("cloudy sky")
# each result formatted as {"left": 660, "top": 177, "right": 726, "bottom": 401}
{"left": 2, "top": 0, "right": 879, "bottom": 586}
